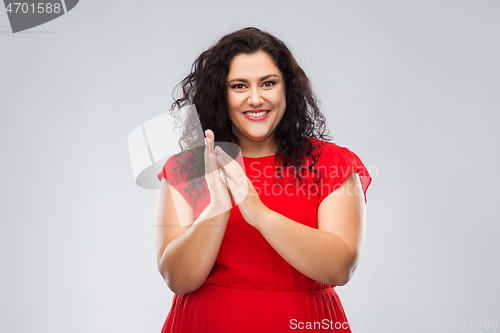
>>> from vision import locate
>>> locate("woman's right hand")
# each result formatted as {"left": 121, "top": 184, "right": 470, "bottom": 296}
{"left": 203, "top": 129, "right": 233, "bottom": 216}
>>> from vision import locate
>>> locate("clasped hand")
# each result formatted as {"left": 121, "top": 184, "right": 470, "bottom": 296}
{"left": 204, "top": 129, "right": 268, "bottom": 226}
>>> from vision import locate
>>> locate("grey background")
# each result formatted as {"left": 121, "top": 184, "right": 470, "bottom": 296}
{"left": 1, "top": 1, "right": 499, "bottom": 332}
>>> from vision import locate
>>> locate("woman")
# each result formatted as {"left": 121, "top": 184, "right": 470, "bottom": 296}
{"left": 155, "top": 27, "right": 372, "bottom": 332}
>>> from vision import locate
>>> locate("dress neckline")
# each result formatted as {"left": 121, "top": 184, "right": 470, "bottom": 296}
{"left": 242, "top": 154, "right": 276, "bottom": 160}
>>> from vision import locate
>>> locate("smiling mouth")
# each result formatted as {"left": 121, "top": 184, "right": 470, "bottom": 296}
{"left": 243, "top": 110, "right": 270, "bottom": 117}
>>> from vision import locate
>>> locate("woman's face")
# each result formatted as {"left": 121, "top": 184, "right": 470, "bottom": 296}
{"left": 226, "top": 51, "right": 286, "bottom": 147}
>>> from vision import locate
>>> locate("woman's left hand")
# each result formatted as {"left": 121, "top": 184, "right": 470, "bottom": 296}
{"left": 214, "top": 146, "right": 269, "bottom": 227}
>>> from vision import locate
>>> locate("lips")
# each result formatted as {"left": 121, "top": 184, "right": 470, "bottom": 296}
{"left": 242, "top": 109, "right": 270, "bottom": 121}
{"left": 243, "top": 110, "right": 269, "bottom": 117}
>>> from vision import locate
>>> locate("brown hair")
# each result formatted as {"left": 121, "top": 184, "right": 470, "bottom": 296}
{"left": 170, "top": 27, "right": 332, "bottom": 203}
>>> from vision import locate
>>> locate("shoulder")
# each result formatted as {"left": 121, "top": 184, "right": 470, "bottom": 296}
{"left": 308, "top": 137, "right": 372, "bottom": 204}
{"left": 307, "top": 137, "right": 351, "bottom": 163}
{"left": 157, "top": 151, "right": 194, "bottom": 183}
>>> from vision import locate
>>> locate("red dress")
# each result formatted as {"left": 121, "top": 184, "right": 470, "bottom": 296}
{"left": 157, "top": 138, "right": 372, "bottom": 332}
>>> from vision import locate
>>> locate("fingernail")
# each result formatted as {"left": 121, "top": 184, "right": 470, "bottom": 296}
{"left": 217, "top": 155, "right": 224, "bottom": 163}
{"left": 204, "top": 130, "right": 208, "bottom": 138}
{"left": 215, "top": 146, "right": 224, "bottom": 154}
{"left": 209, "top": 154, "right": 212, "bottom": 160}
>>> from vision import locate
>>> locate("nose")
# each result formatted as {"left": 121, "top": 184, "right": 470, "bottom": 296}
{"left": 247, "top": 88, "right": 264, "bottom": 107}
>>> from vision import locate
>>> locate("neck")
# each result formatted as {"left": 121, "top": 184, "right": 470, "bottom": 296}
{"left": 237, "top": 135, "right": 279, "bottom": 158}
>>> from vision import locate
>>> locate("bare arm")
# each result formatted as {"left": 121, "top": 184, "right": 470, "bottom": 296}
{"left": 154, "top": 131, "right": 233, "bottom": 294}
{"left": 154, "top": 178, "right": 230, "bottom": 295}
{"left": 252, "top": 172, "right": 366, "bottom": 286}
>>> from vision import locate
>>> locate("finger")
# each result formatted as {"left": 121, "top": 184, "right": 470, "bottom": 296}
{"left": 218, "top": 171, "right": 235, "bottom": 204}
{"left": 205, "top": 129, "right": 215, "bottom": 142}
{"left": 215, "top": 150, "right": 245, "bottom": 183}
{"left": 215, "top": 146, "right": 242, "bottom": 171}
{"left": 219, "top": 169, "right": 229, "bottom": 188}
{"left": 219, "top": 169, "right": 237, "bottom": 192}
{"left": 214, "top": 146, "right": 231, "bottom": 163}
{"left": 215, "top": 147, "right": 240, "bottom": 176}
{"left": 206, "top": 130, "right": 216, "bottom": 171}
{"left": 204, "top": 138, "right": 211, "bottom": 175}
{"left": 216, "top": 154, "right": 249, "bottom": 197}
{"left": 206, "top": 137, "right": 217, "bottom": 173}
{"left": 215, "top": 154, "right": 234, "bottom": 179}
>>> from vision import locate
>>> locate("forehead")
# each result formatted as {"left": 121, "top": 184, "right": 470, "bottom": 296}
{"left": 227, "top": 51, "right": 281, "bottom": 79}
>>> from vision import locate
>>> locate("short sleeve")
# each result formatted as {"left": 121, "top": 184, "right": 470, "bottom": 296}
{"left": 157, "top": 155, "right": 188, "bottom": 184}
{"left": 157, "top": 150, "right": 196, "bottom": 184}
{"left": 318, "top": 146, "right": 372, "bottom": 205}
{"left": 157, "top": 157, "right": 175, "bottom": 183}
{"left": 157, "top": 165, "right": 167, "bottom": 182}
{"left": 156, "top": 154, "right": 210, "bottom": 221}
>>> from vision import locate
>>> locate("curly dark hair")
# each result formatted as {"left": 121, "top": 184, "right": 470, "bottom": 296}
{"left": 169, "top": 27, "right": 332, "bottom": 206}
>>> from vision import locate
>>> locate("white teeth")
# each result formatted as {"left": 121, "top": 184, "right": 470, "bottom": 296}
{"left": 244, "top": 111, "right": 268, "bottom": 117}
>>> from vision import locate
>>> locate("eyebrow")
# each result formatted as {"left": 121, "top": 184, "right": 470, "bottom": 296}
{"left": 228, "top": 74, "right": 281, "bottom": 83}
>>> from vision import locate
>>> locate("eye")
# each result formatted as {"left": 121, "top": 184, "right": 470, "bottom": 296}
{"left": 231, "top": 83, "right": 246, "bottom": 90}
{"left": 262, "top": 81, "right": 276, "bottom": 87}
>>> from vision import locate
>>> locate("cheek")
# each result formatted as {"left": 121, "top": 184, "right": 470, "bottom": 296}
{"left": 277, "top": 91, "right": 287, "bottom": 120}
{"left": 269, "top": 89, "right": 286, "bottom": 110}
{"left": 227, "top": 95, "right": 235, "bottom": 111}
{"left": 227, "top": 95, "right": 240, "bottom": 123}
{"left": 227, "top": 92, "right": 243, "bottom": 110}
